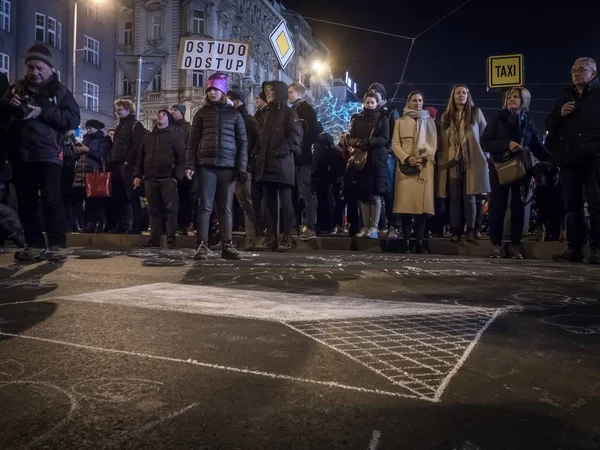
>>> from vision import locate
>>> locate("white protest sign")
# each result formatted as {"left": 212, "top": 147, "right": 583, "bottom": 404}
{"left": 179, "top": 38, "right": 251, "bottom": 74}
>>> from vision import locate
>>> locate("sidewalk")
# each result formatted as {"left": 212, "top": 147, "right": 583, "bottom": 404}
{"left": 65, "top": 232, "right": 570, "bottom": 261}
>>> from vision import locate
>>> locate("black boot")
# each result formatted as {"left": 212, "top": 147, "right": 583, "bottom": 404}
{"left": 402, "top": 240, "right": 411, "bottom": 254}
{"left": 222, "top": 241, "right": 242, "bottom": 260}
{"left": 414, "top": 240, "right": 428, "bottom": 254}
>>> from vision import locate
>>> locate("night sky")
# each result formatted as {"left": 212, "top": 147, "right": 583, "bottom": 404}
{"left": 282, "top": 0, "right": 599, "bottom": 128}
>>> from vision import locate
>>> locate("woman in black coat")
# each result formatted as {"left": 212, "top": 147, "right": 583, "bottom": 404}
{"left": 347, "top": 92, "right": 389, "bottom": 239}
{"left": 72, "top": 120, "right": 111, "bottom": 233}
{"left": 482, "top": 87, "right": 552, "bottom": 259}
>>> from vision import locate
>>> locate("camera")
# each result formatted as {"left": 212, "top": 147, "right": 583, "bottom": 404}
{"left": 10, "top": 87, "right": 38, "bottom": 120}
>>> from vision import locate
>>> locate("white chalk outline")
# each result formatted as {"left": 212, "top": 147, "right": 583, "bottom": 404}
{"left": 71, "top": 377, "right": 164, "bottom": 403}
{"left": 0, "top": 331, "right": 427, "bottom": 401}
{"left": 368, "top": 429, "right": 382, "bottom": 450}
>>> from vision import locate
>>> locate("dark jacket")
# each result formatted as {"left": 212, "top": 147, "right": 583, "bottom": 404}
{"left": 291, "top": 99, "right": 322, "bottom": 166}
{"left": 134, "top": 125, "right": 185, "bottom": 181}
{"left": 312, "top": 133, "right": 345, "bottom": 189}
{"left": 254, "top": 106, "right": 270, "bottom": 130}
{"left": 73, "top": 131, "right": 111, "bottom": 188}
{"left": 381, "top": 103, "right": 400, "bottom": 151}
{"left": 481, "top": 109, "right": 551, "bottom": 165}
{"left": 173, "top": 119, "right": 191, "bottom": 151}
{"left": 0, "top": 74, "right": 80, "bottom": 165}
{"left": 237, "top": 104, "right": 259, "bottom": 173}
{"left": 185, "top": 101, "right": 248, "bottom": 172}
{"left": 254, "top": 81, "right": 303, "bottom": 186}
{"left": 348, "top": 108, "right": 390, "bottom": 201}
{"left": 545, "top": 77, "right": 600, "bottom": 166}
{"left": 110, "top": 114, "right": 147, "bottom": 165}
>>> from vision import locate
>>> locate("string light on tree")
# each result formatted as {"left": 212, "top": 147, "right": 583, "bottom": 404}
{"left": 314, "top": 91, "right": 362, "bottom": 137}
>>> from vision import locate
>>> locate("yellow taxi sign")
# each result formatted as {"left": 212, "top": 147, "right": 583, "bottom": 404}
{"left": 487, "top": 54, "right": 524, "bottom": 89}
{"left": 269, "top": 20, "right": 295, "bottom": 69}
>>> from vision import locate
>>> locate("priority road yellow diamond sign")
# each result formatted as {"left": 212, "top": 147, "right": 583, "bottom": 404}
{"left": 487, "top": 54, "right": 524, "bottom": 89}
{"left": 270, "top": 20, "right": 295, "bottom": 69}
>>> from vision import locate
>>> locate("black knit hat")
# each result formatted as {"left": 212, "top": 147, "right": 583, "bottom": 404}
{"left": 25, "top": 44, "right": 54, "bottom": 69}
{"left": 227, "top": 89, "right": 247, "bottom": 105}
{"left": 85, "top": 119, "right": 105, "bottom": 130}
{"left": 368, "top": 82, "right": 386, "bottom": 99}
{"left": 158, "top": 109, "right": 175, "bottom": 126}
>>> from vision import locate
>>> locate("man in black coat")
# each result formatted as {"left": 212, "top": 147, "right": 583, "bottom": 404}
{"left": 171, "top": 104, "right": 194, "bottom": 235}
{"left": 254, "top": 81, "right": 303, "bottom": 252}
{"left": 546, "top": 57, "right": 600, "bottom": 263}
{"left": 227, "top": 89, "right": 261, "bottom": 249}
{"left": 134, "top": 110, "right": 184, "bottom": 249}
{"left": 0, "top": 45, "right": 80, "bottom": 262}
{"left": 254, "top": 92, "right": 269, "bottom": 129}
{"left": 288, "top": 82, "right": 322, "bottom": 240}
{"left": 109, "top": 99, "right": 147, "bottom": 234}
{"left": 368, "top": 82, "right": 401, "bottom": 237}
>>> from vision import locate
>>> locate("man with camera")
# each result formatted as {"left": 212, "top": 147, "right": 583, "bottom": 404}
{"left": 0, "top": 44, "right": 80, "bottom": 262}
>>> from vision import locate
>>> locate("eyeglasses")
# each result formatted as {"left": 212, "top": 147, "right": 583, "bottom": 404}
{"left": 571, "top": 67, "right": 591, "bottom": 75}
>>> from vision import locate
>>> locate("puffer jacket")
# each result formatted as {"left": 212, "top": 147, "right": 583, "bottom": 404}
{"left": 253, "top": 81, "right": 303, "bottom": 186}
{"left": 134, "top": 125, "right": 185, "bottom": 181}
{"left": 185, "top": 101, "right": 248, "bottom": 172}
{"left": 173, "top": 119, "right": 191, "bottom": 150}
{"left": 0, "top": 74, "right": 80, "bottom": 165}
{"left": 72, "top": 131, "right": 111, "bottom": 188}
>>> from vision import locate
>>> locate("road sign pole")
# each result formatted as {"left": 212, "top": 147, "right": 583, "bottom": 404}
{"left": 135, "top": 55, "right": 143, "bottom": 121}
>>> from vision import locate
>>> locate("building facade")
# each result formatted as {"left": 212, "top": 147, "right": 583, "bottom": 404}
{"left": 0, "top": 0, "right": 117, "bottom": 131}
{"left": 115, "top": 0, "right": 331, "bottom": 127}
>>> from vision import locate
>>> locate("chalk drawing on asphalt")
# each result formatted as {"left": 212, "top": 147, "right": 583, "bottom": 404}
{"left": 540, "top": 314, "right": 600, "bottom": 335}
{"left": 72, "top": 378, "right": 163, "bottom": 403}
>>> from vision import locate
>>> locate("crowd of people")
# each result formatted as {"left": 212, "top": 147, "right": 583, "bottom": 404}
{"left": 0, "top": 44, "right": 599, "bottom": 264}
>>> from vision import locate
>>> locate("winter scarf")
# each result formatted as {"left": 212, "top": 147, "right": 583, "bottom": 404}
{"left": 403, "top": 107, "right": 437, "bottom": 161}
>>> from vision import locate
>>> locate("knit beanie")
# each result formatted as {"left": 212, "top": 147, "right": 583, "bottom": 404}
{"left": 206, "top": 72, "right": 228, "bottom": 94}
{"left": 25, "top": 44, "right": 54, "bottom": 69}
{"left": 368, "top": 82, "right": 386, "bottom": 99}
{"left": 227, "top": 89, "right": 247, "bottom": 105}
{"left": 172, "top": 104, "right": 186, "bottom": 116}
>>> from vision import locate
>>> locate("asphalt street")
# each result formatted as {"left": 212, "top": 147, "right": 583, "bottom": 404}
{"left": 0, "top": 248, "right": 599, "bottom": 449}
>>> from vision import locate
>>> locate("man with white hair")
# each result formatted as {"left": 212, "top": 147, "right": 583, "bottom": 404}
{"left": 547, "top": 57, "right": 600, "bottom": 263}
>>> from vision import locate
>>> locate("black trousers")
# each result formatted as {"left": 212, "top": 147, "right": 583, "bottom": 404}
{"left": 177, "top": 178, "right": 193, "bottom": 231}
{"left": 343, "top": 182, "right": 361, "bottom": 234}
{"left": 251, "top": 178, "right": 266, "bottom": 236}
{"left": 196, "top": 166, "right": 235, "bottom": 243}
{"left": 111, "top": 162, "right": 142, "bottom": 232}
{"left": 315, "top": 182, "right": 335, "bottom": 233}
{"left": 13, "top": 161, "right": 66, "bottom": 248}
{"left": 263, "top": 182, "right": 294, "bottom": 237}
{"left": 561, "top": 160, "right": 600, "bottom": 250}
{"left": 401, "top": 214, "right": 426, "bottom": 241}
{"left": 489, "top": 171, "right": 527, "bottom": 246}
{"left": 145, "top": 178, "right": 179, "bottom": 241}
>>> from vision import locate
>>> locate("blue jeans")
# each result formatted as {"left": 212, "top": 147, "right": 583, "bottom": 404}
{"left": 384, "top": 154, "right": 397, "bottom": 228}
{"left": 196, "top": 166, "right": 235, "bottom": 243}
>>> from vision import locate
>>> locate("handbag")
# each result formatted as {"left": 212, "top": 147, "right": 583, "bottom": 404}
{"left": 348, "top": 120, "right": 377, "bottom": 171}
{"left": 399, "top": 158, "right": 427, "bottom": 176}
{"left": 85, "top": 160, "right": 112, "bottom": 198}
{"left": 494, "top": 148, "right": 532, "bottom": 185}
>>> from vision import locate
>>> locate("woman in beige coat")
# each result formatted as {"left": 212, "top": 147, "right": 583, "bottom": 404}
{"left": 392, "top": 91, "right": 438, "bottom": 253}
{"left": 438, "top": 85, "right": 489, "bottom": 242}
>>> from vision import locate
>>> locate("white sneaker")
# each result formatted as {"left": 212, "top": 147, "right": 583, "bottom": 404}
{"left": 367, "top": 228, "right": 379, "bottom": 239}
{"left": 355, "top": 228, "right": 368, "bottom": 238}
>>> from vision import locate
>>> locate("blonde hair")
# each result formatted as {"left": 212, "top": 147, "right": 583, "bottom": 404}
{"left": 441, "top": 85, "right": 478, "bottom": 130}
{"left": 203, "top": 92, "right": 228, "bottom": 104}
{"left": 114, "top": 99, "right": 136, "bottom": 114}
{"left": 505, "top": 87, "right": 531, "bottom": 112}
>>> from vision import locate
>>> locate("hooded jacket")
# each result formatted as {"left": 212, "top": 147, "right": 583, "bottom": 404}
{"left": 254, "top": 81, "right": 303, "bottom": 186}
{"left": 0, "top": 74, "right": 80, "bottom": 165}
{"left": 185, "top": 101, "right": 248, "bottom": 172}
{"left": 545, "top": 76, "right": 600, "bottom": 166}
{"left": 291, "top": 99, "right": 322, "bottom": 166}
{"left": 134, "top": 125, "right": 185, "bottom": 181}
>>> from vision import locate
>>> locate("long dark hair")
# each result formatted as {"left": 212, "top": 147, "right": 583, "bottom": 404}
{"left": 441, "top": 84, "right": 479, "bottom": 131}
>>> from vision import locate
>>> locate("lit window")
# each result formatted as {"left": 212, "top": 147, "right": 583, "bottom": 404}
{"left": 83, "top": 81, "right": 99, "bottom": 112}
{"left": 0, "top": 0, "right": 10, "bottom": 32}
{"left": 84, "top": 35, "right": 100, "bottom": 65}
{"left": 35, "top": 13, "right": 45, "bottom": 42}
{"left": 0, "top": 52, "right": 8, "bottom": 76}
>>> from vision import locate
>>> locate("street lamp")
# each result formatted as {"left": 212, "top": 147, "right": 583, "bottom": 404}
{"left": 311, "top": 59, "right": 328, "bottom": 76}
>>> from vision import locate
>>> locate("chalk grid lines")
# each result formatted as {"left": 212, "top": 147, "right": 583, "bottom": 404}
{"left": 284, "top": 309, "right": 501, "bottom": 401}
